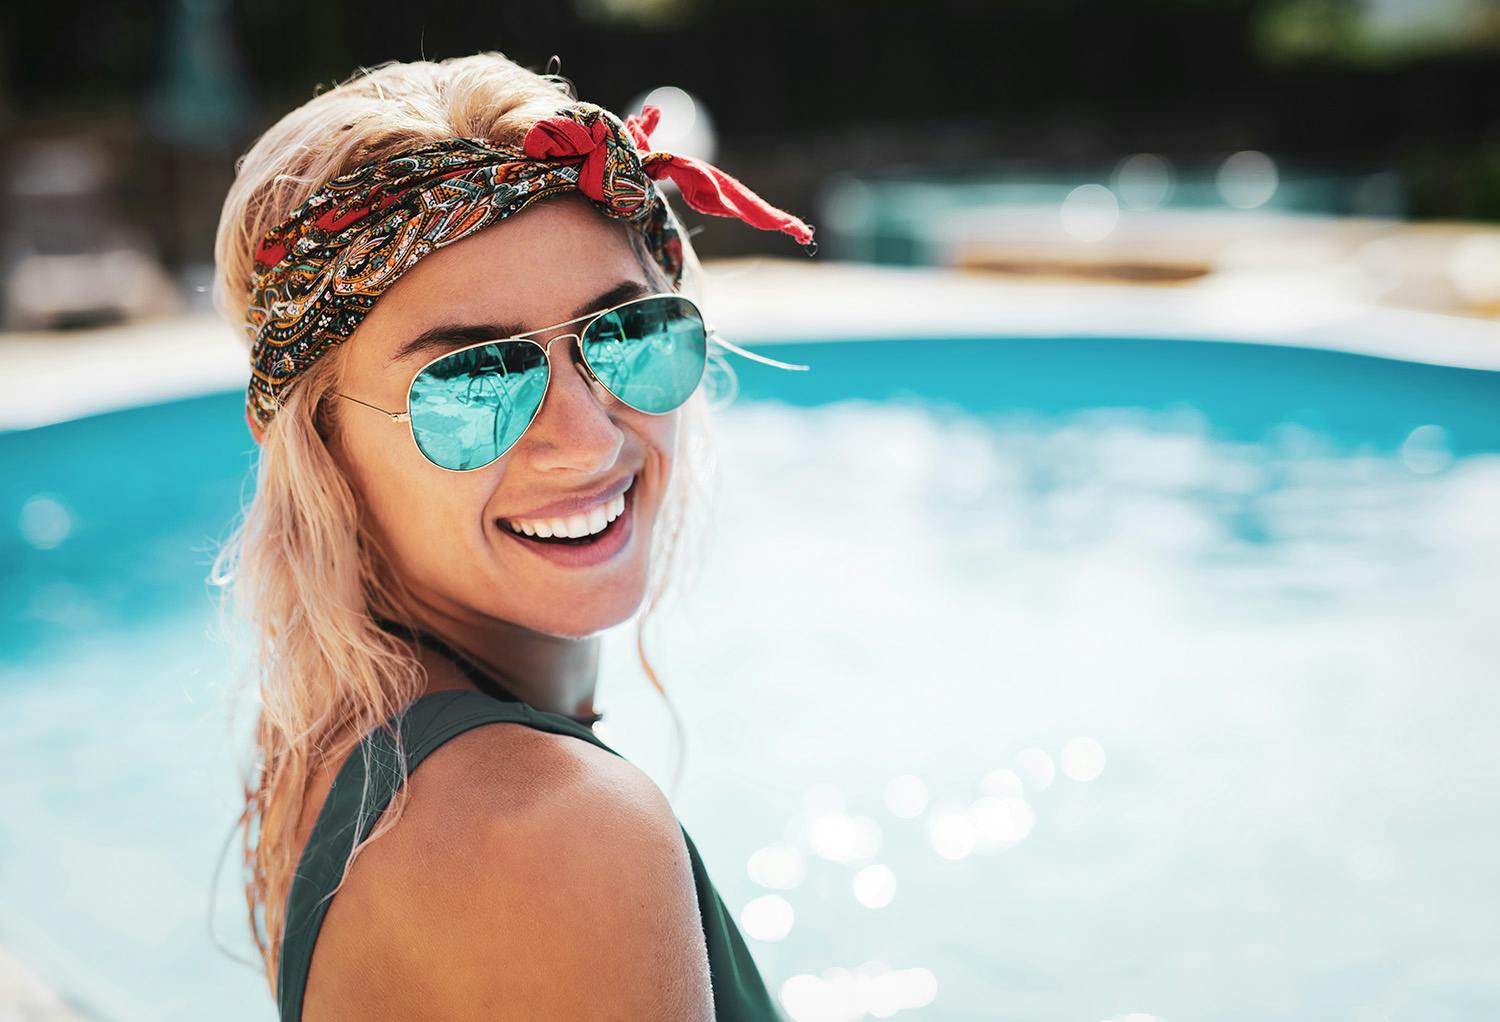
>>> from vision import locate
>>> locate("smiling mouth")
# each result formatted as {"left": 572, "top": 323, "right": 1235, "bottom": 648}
{"left": 499, "top": 477, "right": 635, "bottom": 546}
{"left": 519, "top": 520, "right": 620, "bottom": 546}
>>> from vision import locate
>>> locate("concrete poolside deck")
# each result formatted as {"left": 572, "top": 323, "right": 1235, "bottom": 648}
{"left": 1, "top": 244, "right": 1498, "bottom": 434}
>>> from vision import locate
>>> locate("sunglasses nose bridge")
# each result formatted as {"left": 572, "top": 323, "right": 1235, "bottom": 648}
{"left": 539, "top": 331, "right": 582, "bottom": 358}
{"left": 532, "top": 331, "right": 607, "bottom": 403}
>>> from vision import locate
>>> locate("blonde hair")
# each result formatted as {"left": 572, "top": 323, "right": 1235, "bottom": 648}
{"left": 207, "top": 52, "right": 727, "bottom": 996}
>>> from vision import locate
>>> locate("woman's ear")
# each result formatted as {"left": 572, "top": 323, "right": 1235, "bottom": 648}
{"left": 313, "top": 394, "right": 340, "bottom": 444}
{"left": 309, "top": 347, "right": 354, "bottom": 447}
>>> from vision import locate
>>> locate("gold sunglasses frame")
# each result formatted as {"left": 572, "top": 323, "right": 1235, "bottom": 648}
{"left": 331, "top": 291, "right": 808, "bottom": 473}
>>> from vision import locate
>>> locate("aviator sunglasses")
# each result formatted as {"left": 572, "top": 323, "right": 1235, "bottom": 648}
{"left": 332, "top": 292, "right": 805, "bottom": 472}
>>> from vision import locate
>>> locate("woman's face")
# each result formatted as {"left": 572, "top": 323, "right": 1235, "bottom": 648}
{"left": 330, "top": 194, "right": 677, "bottom": 637}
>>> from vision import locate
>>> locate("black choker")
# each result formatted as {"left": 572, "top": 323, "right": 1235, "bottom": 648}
{"left": 371, "top": 616, "right": 604, "bottom": 727}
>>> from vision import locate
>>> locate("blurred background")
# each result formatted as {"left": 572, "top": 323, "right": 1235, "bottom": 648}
{"left": 2, "top": 2, "right": 1498, "bottom": 1020}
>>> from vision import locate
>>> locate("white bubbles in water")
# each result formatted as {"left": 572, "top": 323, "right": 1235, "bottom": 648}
{"left": 780, "top": 963, "right": 937, "bottom": 1022}
{"left": 852, "top": 863, "right": 897, "bottom": 909}
{"left": 19, "top": 494, "right": 73, "bottom": 549}
{"left": 1400, "top": 424, "right": 1453, "bottom": 475}
{"left": 1060, "top": 737, "right": 1108, "bottom": 782}
{"left": 740, "top": 894, "right": 795, "bottom": 942}
{"left": 747, "top": 843, "right": 807, "bottom": 890}
{"left": 980, "top": 768, "right": 1025, "bottom": 798}
{"left": 807, "top": 811, "right": 882, "bottom": 863}
{"left": 1016, "top": 748, "right": 1056, "bottom": 790}
{"left": 1217, "top": 150, "right": 1278, "bottom": 209}
{"left": 968, "top": 796, "right": 1036, "bottom": 850}
{"left": 803, "top": 781, "right": 846, "bottom": 815}
{"left": 927, "top": 805, "right": 977, "bottom": 860}
{"left": 863, "top": 965, "right": 938, "bottom": 1018}
{"left": 883, "top": 774, "right": 929, "bottom": 819}
{"left": 1060, "top": 183, "right": 1120, "bottom": 242}
{"left": 780, "top": 971, "right": 859, "bottom": 1022}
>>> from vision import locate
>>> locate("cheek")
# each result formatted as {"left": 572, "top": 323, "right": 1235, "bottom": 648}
{"left": 630, "top": 411, "right": 679, "bottom": 497}
{"left": 337, "top": 419, "right": 502, "bottom": 555}
{"left": 643, "top": 409, "right": 680, "bottom": 460}
{"left": 337, "top": 417, "right": 416, "bottom": 510}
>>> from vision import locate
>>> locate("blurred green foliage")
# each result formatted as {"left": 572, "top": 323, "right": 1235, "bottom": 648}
{"left": 1406, "top": 142, "right": 1500, "bottom": 221}
{"left": 1254, "top": 0, "right": 1500, "bottom": 66}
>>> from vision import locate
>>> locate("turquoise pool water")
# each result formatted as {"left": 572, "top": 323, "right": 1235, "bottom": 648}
{"left": 2, "top": 336, "right": 1498, "bottom": 1021}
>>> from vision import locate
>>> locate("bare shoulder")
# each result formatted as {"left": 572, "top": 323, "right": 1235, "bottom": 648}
{"left": 302, "top": 719, "right": 715, "bottom": 1022}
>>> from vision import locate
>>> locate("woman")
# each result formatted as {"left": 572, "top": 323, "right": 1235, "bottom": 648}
{"left": 209, "top": 52, "right": 814, "bottom": 1020}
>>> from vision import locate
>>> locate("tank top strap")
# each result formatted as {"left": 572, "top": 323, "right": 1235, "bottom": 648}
{"left": 276, "top": 689, "right": 615, "bottom": 1021}
{"left": 276, "top": 688, "right": 781, "bottom": 1021}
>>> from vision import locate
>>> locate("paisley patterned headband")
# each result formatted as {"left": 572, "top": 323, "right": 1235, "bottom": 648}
{"left": 242, "top": 99, "right": 816, "bottom": 442}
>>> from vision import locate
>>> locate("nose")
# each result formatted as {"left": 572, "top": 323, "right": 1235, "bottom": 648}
{"left": 537, "top": 331, "right": 608, "bottom": 403}
{"left": 520, "top": 331, "right": 625, "bottom": 472}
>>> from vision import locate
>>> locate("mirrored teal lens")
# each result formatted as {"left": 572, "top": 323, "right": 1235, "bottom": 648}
{"left": 408, "top": 341, "right": 548, "bottom": 471}
{"left": 581, "top": 295, "right": 706, "bottom": 414}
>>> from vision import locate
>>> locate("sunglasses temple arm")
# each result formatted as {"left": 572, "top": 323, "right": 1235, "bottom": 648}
{"left": 706, "top": 330, "right": 811, "bottom": 372}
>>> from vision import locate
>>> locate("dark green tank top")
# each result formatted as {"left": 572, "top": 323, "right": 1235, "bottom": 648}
{"left": 276, "top": 688, "right": 783, "bottom": 1020}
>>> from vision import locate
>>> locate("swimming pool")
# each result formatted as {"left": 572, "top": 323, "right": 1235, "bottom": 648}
{"left": 2, "top": 334, "right": 1498, "bottom": 1021}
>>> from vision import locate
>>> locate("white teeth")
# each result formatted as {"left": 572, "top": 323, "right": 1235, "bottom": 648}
{"left": 586, "top": 504, "right": 608, "bottom": 534}
{"left": 506, "top": 490, "right": 626, "bottom": 539}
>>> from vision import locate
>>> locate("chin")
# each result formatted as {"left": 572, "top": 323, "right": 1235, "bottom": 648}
{"left": 495, "top": 549, "right": 655, "bottom": 636}
{"left": 523, "top": 587, "right": 649, "bottom": 637}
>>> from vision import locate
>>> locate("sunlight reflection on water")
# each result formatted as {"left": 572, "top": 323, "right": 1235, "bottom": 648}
{"left": 602, "top": 396, "right": 1500, "bottom": 1022}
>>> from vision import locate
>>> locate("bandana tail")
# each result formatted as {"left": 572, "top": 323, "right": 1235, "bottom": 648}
{"left": 645, "top": 154, "right": 817, "bottom": 255}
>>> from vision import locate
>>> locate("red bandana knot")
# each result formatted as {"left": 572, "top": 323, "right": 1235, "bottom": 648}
{"left": 524, "top": 103, "right": 815, "bottom": 251}
{"left": 523, "top": 111, "right": 615, "bottom": 203}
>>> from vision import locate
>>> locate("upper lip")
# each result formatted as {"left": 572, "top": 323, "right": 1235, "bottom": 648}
{"left": 502, "top": 473, "right": 635, "bottom": 522}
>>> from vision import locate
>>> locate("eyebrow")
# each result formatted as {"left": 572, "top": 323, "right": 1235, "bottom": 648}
{"left": 387, "top": 279, "right": 657, "bottom": 367}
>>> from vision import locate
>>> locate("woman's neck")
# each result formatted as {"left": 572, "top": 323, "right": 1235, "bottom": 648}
{"left": 397, "top": 605, "right": 603, "bottom": 720}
